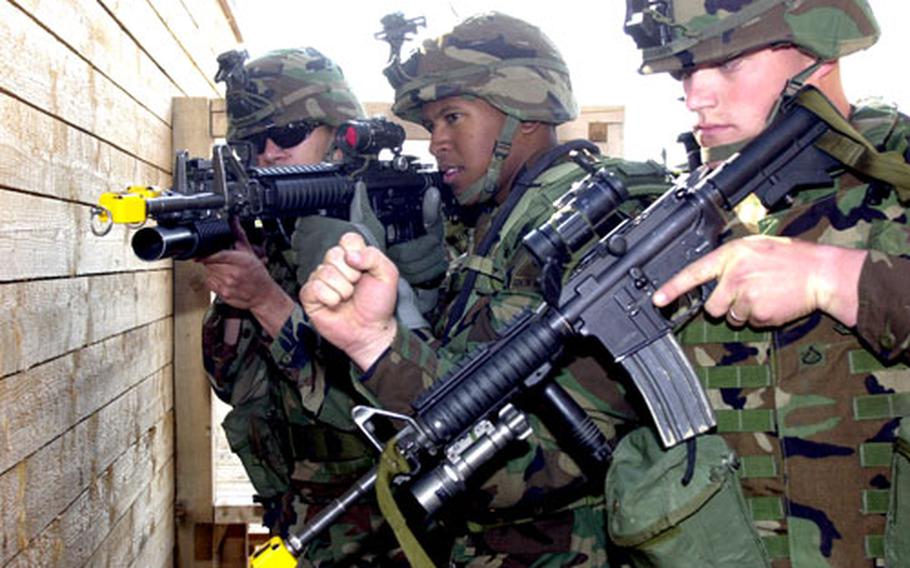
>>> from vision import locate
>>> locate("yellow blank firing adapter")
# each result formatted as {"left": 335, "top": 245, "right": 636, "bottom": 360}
{"left": 250, "top": 536, "right": 298, "bottom": 568}
{"left": 91, "top": 185, "right": 161, "bottom": 236}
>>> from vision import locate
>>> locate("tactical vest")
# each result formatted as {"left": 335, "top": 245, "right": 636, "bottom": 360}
{"left": 441, "top": 150, "right": 671, "bottom": 352}
{"left": 433, "top": 145, "right": 671, "bottom": 517}
{"left": 675, "top": 101, "right": 910, "bottom": 567}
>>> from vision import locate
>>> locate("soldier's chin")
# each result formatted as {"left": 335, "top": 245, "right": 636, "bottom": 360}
{"left": 697, "top": 131, "right": 729, "bottom": 149}
{"left": 452, "top": 182, "right": 485, "bottom": 207}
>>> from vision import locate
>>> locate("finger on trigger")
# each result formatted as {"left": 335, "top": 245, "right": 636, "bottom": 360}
{"left": 229, "top": 218, "right": 253, "bottom": 250}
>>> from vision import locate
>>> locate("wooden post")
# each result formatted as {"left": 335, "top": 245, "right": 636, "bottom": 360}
{"left": 172, "top": 97, "right": 216, "bottom": 567}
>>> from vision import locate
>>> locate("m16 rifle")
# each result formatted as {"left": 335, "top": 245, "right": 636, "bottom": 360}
{"left": 90, "top": 117, "right": 448, "bottom": 260}
{"left": 250, "top": 86, "right": 853, "bottom": 567}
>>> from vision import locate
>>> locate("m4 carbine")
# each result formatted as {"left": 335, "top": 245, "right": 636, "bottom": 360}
{"left": 91, "top": 117, "right": 448, "bottom": 260}
{"left": 255, "top": 86, "right": 850, "bottom": 567}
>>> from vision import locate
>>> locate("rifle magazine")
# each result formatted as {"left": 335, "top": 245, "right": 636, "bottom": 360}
{"left": 619, "top": 333, "right": 715, "bottom": 448}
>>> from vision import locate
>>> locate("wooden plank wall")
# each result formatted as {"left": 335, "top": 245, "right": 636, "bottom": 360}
{"left": 0, "top": 0, "right": 239, "bottom": 566}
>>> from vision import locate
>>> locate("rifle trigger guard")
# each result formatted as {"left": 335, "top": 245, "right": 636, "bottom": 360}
{"left": 668, "top": 282, "right": 714, "bottom": 329}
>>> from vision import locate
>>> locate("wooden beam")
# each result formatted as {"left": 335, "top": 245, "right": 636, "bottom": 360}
{"left": 171, "top": 97, "right": 216, "bottom": 568}
{"left": 215, "top": 0, "right": 244, "bottom": 44}
{"left": 0, "top": 361, "right": 172, "bottom": 565}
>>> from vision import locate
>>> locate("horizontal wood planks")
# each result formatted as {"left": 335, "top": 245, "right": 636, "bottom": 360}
{"left": 1, "top": 0, "right": 239, "bottom": 566}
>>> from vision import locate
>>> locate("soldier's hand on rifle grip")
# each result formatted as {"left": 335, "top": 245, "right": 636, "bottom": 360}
{"left": 198, "top": 218, "right": 295, "bottom": 337}
{"left": 300, "top": 232, "right": 399, "bottom": 369}
{"left": 653, "top": 235, "right": 866, "bottom": 328}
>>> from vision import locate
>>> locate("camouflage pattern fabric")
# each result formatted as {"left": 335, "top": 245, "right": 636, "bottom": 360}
{"left": 203, "top": 219, "right": 408, "bottom": 566}
{"left": 225, "top": 47, "right": 365, "bottom": 141}
{"left": 856, "top": 253, "right": 910, "bottom": 360}
{"left": 354, "top": 153, "right": 671, "bottom": 566}
{"left": 387, "top": 11, "right": 582, "bottom": 207}
{"left": 626, "top": 0, "right": 879, "bottom": 75}
{"left": 389, "top": 12, "right": 578, "bottom": 125}
{"left": 671, "top": 101, "right": 910, "bottom": 567}
{"left": 208, "top": 42, "right": 415, "bottom": 566}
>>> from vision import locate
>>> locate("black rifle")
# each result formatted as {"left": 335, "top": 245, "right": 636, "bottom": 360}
{"left": 91, "top": 117, "right": 449, "bottom": 260}
{"left": 251, "top": 87, "right": 845, "bottom": 564}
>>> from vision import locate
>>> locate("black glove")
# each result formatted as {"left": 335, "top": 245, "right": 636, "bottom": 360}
{"left": 386, "top": 186, "right": 448, "bottom": 287}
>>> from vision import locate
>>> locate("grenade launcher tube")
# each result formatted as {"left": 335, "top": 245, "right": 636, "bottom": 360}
{"left": 130, "top": 165, "right": 442, "bottom": 260}
{"left": 411, "top": 308, "right": 572, "bottom": 447}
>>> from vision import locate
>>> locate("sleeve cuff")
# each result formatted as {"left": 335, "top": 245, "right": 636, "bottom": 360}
{"left": 269, "top": 303, "right": 316, "bottom": 369}
{"left": 352, "top": 325, "right": 439, "bottom": 415}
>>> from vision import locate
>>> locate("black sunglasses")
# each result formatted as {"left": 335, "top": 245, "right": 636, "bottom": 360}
{"left": 243, "top": 120, "right": 319, "bottom": 154}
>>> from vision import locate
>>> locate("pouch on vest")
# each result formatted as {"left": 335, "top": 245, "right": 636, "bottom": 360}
{"left": 605, "top": 427, "right": 770, "bottom": 567}
{"left": 886, "top": 419, "right": 910, "bottom": 566}
{"left": 222, "top": 395, "right": 292, "bottom": 498}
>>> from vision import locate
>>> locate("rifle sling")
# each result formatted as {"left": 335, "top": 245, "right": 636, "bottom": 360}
{"left": 375, "top": 439, "right": 435, "bottom": 567}
{"left": 798, "top": 89, "right": 910, "bottom": 201}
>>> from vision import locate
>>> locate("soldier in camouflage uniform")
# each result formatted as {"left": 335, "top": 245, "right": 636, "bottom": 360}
{"left": 201, "top": 47, "right": 446, "bottom": 566}
{"left": 607, "top": 1, "right": 910, "bottom": 566}
{"left": 297, "top": 12, "right": 670, "bottom": 567}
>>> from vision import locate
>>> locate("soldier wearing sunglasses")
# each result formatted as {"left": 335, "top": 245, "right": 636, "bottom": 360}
{"left": 242, "top": 119, "right": 326, "bottom": 165}
{"left": 199, "top": 47, "right": 442, "bottom": 566}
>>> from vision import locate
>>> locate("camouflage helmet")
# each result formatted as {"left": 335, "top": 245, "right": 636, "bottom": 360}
{"left": 219, "top": 47, "right": 365, "bottom": 141}
{"left": 386, "top": 12, "right": 578, "bottom": 125}
{"left": 625, "top": 0, "right": 879, "bottom": 75}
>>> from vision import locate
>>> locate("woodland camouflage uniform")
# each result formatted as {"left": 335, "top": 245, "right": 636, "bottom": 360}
{"left": 202, "top": 47, "right": 413, "bottom": 566}
{"left": 308, "top": 12, "right": 672, "bottom": 566}
{"left": 614, "top": 2, "right": 910, "bottom": 566}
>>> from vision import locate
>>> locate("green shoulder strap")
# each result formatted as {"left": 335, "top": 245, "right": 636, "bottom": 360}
{"left": 375, "top": 439, "right": 435, "bottom": 568}
{"left": 798, "top": 88, "right": 910, "bottom": 201}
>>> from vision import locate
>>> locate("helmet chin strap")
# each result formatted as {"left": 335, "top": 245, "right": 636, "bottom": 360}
{"left": 457, "top": 115, "right": 521, "bottom": 205}
{"left": 700, "top": 58, "right": 823, "bottom": 166}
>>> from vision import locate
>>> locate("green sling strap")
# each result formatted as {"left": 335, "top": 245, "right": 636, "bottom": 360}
{"left": 797, "top": 88, "right": 910, "bottom": 201}
{"left": 375, "top": 439, "right": 435, "bottom": 568}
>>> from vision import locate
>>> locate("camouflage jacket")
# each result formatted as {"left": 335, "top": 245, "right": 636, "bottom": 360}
{"left": 674, "top": 100, "right": 910, "bottom": 567}
{"left": 352, "top": 151, "right": 670, "bottom": 521}
{"left": 857, "top": 252, "right": 910, "bottom": 362}
{"left": 202, "top": 217, "right": 379, "bottom": 534}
